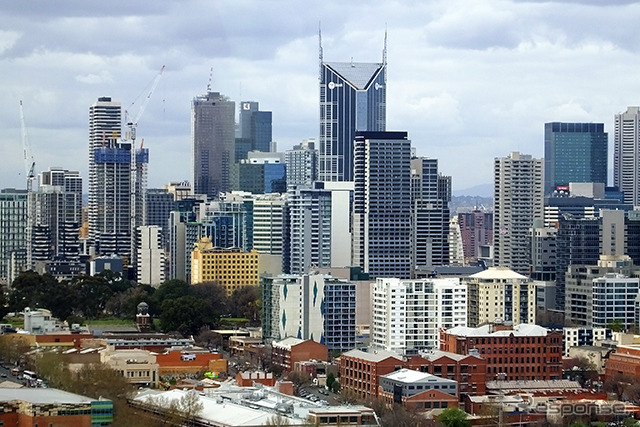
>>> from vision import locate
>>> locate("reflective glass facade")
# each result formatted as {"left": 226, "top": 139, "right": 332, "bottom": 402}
{"left": 319, "top": 61, "right": 386, "bottom": 181}
{"left": 544, "top": 122, "right": 608, "bottom": 196}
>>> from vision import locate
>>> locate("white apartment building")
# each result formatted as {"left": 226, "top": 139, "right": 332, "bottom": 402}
{"left": 592, "top": 273, "right": 640, "bottom": 329}
{"left": 371, "top": 277, "right": 467, "bottom": 354}
{"left": 493, "top": 152, "right": 544, "bottom": 276}
{"left": 136, "top": 225, "right": 165, "bottom": 287}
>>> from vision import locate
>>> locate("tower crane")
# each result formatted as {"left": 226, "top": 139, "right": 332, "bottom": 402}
{"left": 19, "top": 100, "right": 35, "bottom": 269}
{"left": 126, "top": 65, "right": 165, "bottom": 271}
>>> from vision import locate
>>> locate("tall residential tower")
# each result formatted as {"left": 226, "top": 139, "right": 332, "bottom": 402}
{"left": 614, "top": 107, "right": 640, "bottom": 206}
{"left": 493, "top": 152, "right": 544, "bottom": 276}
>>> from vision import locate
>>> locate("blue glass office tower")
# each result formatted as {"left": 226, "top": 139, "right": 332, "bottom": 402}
{"left": 237, "top": 101, "right": 272, "bottom": 160}
{"left": 544, "top": 122, "right": 608, "bottom": 196}
{"left": 319, "top": 36, "right": 387, "bottom": 182}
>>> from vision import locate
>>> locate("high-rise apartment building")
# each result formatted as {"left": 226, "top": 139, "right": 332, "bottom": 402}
{"left": 318, "top": 40, "right": 386, "bottom": 182}
{"left": 252, "top": 194, "right": 285, "bottom": 255}
{"left": 136, "top": 225, "right": 165, "bottom": 287}
{"left": 544, "top": 122, "right": 608, "bottom": 196}
{"left": 285, "top": 139, "right": 318, "bottom": 189}
{"left": 146, "top": 188, "right": 174, "bottom": 249}
{"left": 371, "top": 277, "right": 467, "bottom": 353}
{"left": 458, "top": 210, "right": 493, "bottom": 264}
{"left": 464, "top": 267, "right": 536, "bottom": 327}
{"left": 0, "top": 189, "right": 28, "bottom": 283}
{"left": 88, "top": 97, "right": 147, "bottom": 264}
{"left": 262, "top": 273, "right": 356, "bottom": 351}
{"left": 285, "top": 181, "right": 353, "bottom": 274}
{"left": 88, "top": 97, "right": 121, "bottom": 238}
{"left": 352, "top": 131, "right": 412, "bottom": 278}
{"left": 192, "top": 91, "right": 235, "bottom": 199}
{"left": 614, "top": 107, "right": 640, "bottom": 206}
{"left": 33, "top": 167, "right": 82, "bottom": 262}
{"left": 411, "top": 158, "right": 451, "bottom": 268}
{"left": 493, "top": 152, "right": 544, "bottom": 276}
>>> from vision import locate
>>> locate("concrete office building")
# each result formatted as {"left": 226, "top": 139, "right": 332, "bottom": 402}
{"left": 556, "top": 209, "right": 626, "bottom": 310}
{"left": 318, "top": 37, "right": 386, "bottom": 182}
{"left": 352, "top": 131, "right": 412, "bottom": 278}
{"left": 371, "top": 277, "right": 467, "bottom": 353}
{"left": 493, "top": 152, "right": 544, "bottom": 276}
{"left": 192, "top": 91, "right": 235, "bottom": 199}
{"left": 544, "top": 122, "right": 608, "bottom": 196}
{"left": 614, "top": 107, "right": 640, "bottom": 206}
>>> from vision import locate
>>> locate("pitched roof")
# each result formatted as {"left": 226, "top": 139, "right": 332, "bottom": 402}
{"left": 324, "top": 62, "right": 383, "bottom": 90}
{"left": 342, "top": 348, "right": 404, "bottom": 363}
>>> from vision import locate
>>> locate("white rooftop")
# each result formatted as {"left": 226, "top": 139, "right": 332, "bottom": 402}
{"left": 272, "top": 337, "right": 304, "bottom": 350}
{"left": 381, "top": 369, "right": 457, "bottom": 385}
{"left": 447, "top": 324, "right": 549, "bottom": 337}
{"left": 0, "top": 388, "right": 99, "bottom": 404}
{"left": 469, "top": 267, "right": 527, "bottom": 280}
{"left": 342, "top": 348, "right": 404, "bottom": 363}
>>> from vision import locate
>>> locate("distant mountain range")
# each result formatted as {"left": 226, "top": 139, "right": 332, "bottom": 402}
{"left": 452, "top": 183, "right": 493, "bottom": 198}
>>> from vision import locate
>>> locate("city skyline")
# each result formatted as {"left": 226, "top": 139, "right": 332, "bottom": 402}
{"left": 2, "top": 1, "right": 640, "bottom": 192}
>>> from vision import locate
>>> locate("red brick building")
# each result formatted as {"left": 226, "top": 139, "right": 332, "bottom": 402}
{"left": 605, "top": 344, "right": 640, "bottom": 379}
{"left": 440, "top": 324, "right": 562, "bottom": 382}
{"left": 340, "top": 349, "right": 405, "bottom": 399}
{"left": 236, "top": 371, "right": 277, "bottom": 387}
{"left": 155, "top": 349, "right": 227, "bottom": 376}
{"left": 405, "top": 350, "right": 487, "bottom": 398}
{"left": 271, "top": 337, "right": 328, "bottom": 372}
{"left": 378, "top": 369, "right": 459, "bottom": 412}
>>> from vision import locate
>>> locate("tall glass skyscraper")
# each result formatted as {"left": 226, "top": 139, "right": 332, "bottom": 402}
{"left": 544, "top": 122, "right": 608, "bottom": 196}
{"left": 238, "top": 101, "right": 272, "bottom": 155}
{"left": 192, "top": 91, "right": 235, "bottom": 198}
{"left": 318, "top": 36, "right": 387, "bottom": 182}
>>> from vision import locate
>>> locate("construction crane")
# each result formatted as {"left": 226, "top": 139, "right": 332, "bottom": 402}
{"left": 126, "top": 65, "right": 165, "bottom": 271}
{"left": 126, "top": 65, "right": 165, "bottom": 144}
{"left": 19, "top": 100, "right": 35, "bottom": 193}
{"left": 19, "top": 100, "right": 35, "bottom": 269}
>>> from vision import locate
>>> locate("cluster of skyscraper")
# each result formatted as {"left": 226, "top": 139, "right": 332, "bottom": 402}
{"left": 3, "top": 33, "right": 640, "bottom": 338}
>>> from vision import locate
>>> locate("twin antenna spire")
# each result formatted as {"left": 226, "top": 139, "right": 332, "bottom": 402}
{"left": 318, "top": 22, "right": 388, "bottom": 78}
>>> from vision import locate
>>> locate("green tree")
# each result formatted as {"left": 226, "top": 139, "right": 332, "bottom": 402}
{"left": 158, "top": 296, "right": 214, "bottom": 336}
{"left": 437, "top": 407, "right": 471, "bottom": 427}
{"left": 608, "top": 318, "right": 625, "bottom": 332}
{"left": 193, "top": 281, "right": 228, "bottom": 322}
{"left": 229, "top": 285, "right": 260, "bottom": 324}
{"left": 69, "top": 274, "right": 114, "bottom": 319}
{"left": 326, "top": 372, "right": 336, "bottom": 390}
{"left": 7, "top": 270, "right": 57, "bottom": 313}
{"left": 0, "top": 285, "right": 9, "bottom": 320}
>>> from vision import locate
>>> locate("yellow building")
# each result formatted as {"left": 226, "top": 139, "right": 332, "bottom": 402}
{"left": 464, "top": 267, "right": 536, "bottom": 327}
{"left": 191, "top": 238, "right": 260, "bottom": 295}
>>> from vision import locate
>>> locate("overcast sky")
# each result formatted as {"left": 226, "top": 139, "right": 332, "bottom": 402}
{"left": 1, "top": 0, "right": 640, "bottom": 194}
